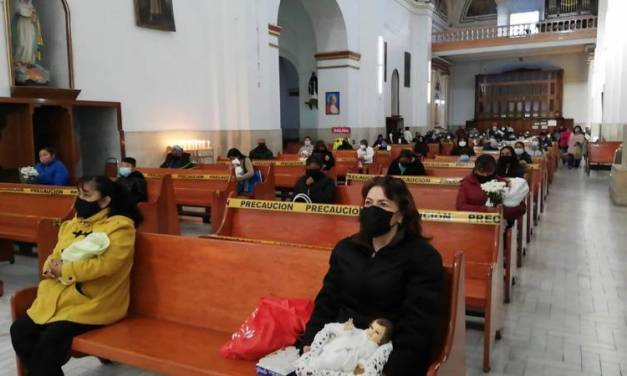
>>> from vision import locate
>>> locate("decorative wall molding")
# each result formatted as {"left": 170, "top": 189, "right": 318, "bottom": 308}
{"left": 393, "top": 0, "right": 434, "bottom": 16}
{"left": 432, "top": 57, "right": 451, "bottom": 75}
{"left": 268, "top": 24, "right": 282, "bottom": 36}
{"left": 314, "top": 51, "right": 361, "bottom": 61}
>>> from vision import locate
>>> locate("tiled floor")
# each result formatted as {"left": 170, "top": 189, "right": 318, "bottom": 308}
{"left": 0, "top": 167, "right": 625, "bottom": 375}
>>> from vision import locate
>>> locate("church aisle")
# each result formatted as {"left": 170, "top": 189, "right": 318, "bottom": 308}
{"left": 0, "top": 169, "right": 626, "bottom": 376}
{"left": 466, "top": 168, "right": 627, "bottom": 376}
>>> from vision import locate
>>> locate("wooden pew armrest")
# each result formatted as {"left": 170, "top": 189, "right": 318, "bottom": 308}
{"left": 11, "top": 287, "right": 38, "bottom": 320}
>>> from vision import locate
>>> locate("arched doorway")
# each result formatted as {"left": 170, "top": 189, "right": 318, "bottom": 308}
{"left": 279, "top": 57, "right": 301, "bottom": 140}
{"left": 391, "top": 69, "right": 400, "bottom": 116}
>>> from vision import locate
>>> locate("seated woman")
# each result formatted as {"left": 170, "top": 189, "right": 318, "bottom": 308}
{"left": 300, "top": 176, "right": 444, "bottom": 375}
{"left": 387, "top": 150, "right": 426, "bottom": 176}
{"left": 449, "top": 138, "right": 475, "bottom": 158}
{"left": 496, "top": 146, "right": 525, "bottom": 178}
{"left": 413, "top": 135, "right": 429, "bottom": 159}
{"left": 298, "top": 137, "right": 314, "bottom": 159}
{"left": 513, "top": 142, "right": 533, "bottom": 164}
{"left": 227, "top": 148, "right": 258, "bottom": 194}
{"left": 372, "top": 135, "right": 391, "bottom": 151}
{"left": 456, "top": 155, "right": 526, "bottom": 226}
{"left": 293, "top": 156, "right": 335, "bottom": 204}
{"left": 35, "top": 147, "right": 70, "bottom": 186}
{"left": 356, "top": 139, "right": 374, "bottom": 168}
{"left": 10, "top": 176, "right": 142, "bottom": 376}
{"left": 313, "top": 141, "right": 336, "bottom": 171}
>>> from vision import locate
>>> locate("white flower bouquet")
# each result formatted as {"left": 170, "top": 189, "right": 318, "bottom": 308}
{"left": 19, "top": 166, "right": 39, "bottom": 184}
{"left": 480, "top": 179, "right": 507, "bottom": 207}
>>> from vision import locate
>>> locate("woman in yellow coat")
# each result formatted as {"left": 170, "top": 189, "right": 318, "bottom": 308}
{"left": 10, "top": 176, "right": 142, "bottom": 376}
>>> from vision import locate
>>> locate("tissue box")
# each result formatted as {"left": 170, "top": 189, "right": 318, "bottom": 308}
{"left": 256, "top": 347, "right": 299, "bottom": 376}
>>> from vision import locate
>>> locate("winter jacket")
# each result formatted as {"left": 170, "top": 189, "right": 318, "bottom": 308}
{"left": 117, "top": 171, "right": 148, "bottom": 203}
{"left": 301, "top": 230, "right": 444, "bottom": 376}
{"left": 293, "top": 174, "right": 336, "bottom": 204}
{"left": 35, "top": 159, "right": 70, "bottom": 186}
{"left": 387, "top": 158, "right": 426, "bottom": 176}
{"left": 456, "top": 173, "right": 526, "bottom": 222}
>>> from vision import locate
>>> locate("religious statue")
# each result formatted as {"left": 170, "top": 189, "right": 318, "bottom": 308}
{"left": 12, "top": 0, "right": 50, "bottom": 85}
{"left": 305, "top": 72, "right": 318, "bottom": 110}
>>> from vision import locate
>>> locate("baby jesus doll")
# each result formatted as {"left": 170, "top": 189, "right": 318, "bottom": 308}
{"left": 305, "top": 318, "right": 393, "bottom": 375}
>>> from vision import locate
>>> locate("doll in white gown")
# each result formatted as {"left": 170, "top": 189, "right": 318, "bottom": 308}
{"left": 303, "top": 319, "right": 393, "bottom": 375}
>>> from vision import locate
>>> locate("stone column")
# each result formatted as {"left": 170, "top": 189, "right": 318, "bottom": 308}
{"left": 609, "top": 124, "right": 627, "bottom": 205}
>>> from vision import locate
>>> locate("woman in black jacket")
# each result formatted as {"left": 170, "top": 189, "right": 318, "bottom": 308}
{"left": 301, "top": 176, "right": 444, "bottom": 375}
{"left": 313, "top": 140, "right": 336, "bottom": 171}
{"left": 449, "top": 137, "right": 475, "bottom": 157}
{"left": 496, "top": 146, "right": 525, "bottom": 178}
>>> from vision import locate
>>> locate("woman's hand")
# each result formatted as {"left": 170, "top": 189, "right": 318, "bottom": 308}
{"left": 49, "top": 259, "right": 63, "bottom": 278}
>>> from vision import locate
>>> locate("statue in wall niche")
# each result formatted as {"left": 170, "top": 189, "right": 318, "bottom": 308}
{"left": 305, "top": 72, "right": 318, "bottom": 110}
{"left": 12, "top": 0, "right": 50, "bottom": 85}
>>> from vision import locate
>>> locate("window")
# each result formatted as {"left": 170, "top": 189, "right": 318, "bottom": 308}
{"left": 509, "top": 11, "right": 540, "bottom": 36}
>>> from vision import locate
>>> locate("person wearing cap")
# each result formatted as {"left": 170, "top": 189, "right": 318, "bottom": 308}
{"left": 160, "top": 145, "right": 192, "bottom": 169}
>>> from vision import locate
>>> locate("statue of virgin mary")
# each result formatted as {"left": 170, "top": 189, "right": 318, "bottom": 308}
{"left": 12, "top": 0, "right": 50, "bottom": 84}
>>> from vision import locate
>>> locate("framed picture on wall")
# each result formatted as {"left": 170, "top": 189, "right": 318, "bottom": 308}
{"left": 325, "top": 92, "right": 340, "bottom": 115}
{"left": 134, "top": 0, "right": 176, "bottom": 32}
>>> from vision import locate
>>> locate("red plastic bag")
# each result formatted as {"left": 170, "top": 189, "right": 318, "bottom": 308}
{"left": 220, "top": 297, "right": 313, "bottom": 361}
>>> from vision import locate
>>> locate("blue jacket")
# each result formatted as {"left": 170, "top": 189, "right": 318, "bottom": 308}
{"left": 35, "top": 159, "right": 70, "bottom": 186}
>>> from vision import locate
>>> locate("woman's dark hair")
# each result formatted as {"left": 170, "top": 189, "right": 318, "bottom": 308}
{"left": 514, "top": 142, "right": 525, "bottom": 149}
{"left": 496, "top": 146, "right": 520, "bottom": 177}
{"left": 305, "top": 155, "right": 322, "bottom": 167}
{"left": 374, "top": 318, "right": 394, "bottom": 345}
{"left": 40, "top": 147, "right": 56, "bottom": 156}
{"left": 77, "top": 176, "right": 143, "bottom": 227}
{"left": 574, "top": 126, "right": 583, "bottom": 133}
{"left": 226, "top": 148, "right": 246, "bottom": 159}
{"left": 315, "top": 140, "right": 327, "bottom": 150}
{"left": 122, "top": 157, "right": 137, "bottom": 167}
{"left": 361, "top": 176, "right": 427, "bottom": 240}
{"left": 399, "top": 149, "right": 415, "bottom": 160}
{"left": 474, "top": 154, "right": 497, "bottom": 174}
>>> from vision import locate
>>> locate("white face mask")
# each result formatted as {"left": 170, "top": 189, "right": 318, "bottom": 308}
{"left": 304, "top": 140, "right": 311, "bottom": 146}
{"left": 458, "top": 141, "right": 467, "bottom": 147}
{"left": 118, "top": 167, "right": 132, "bottom": 177}
{"left": 514, "top": 148, "right": 524, "bottom": 155}
{"left": 231, "top": 158, "right": 241, "bottom": 166}
{"left": 360, "top": 145, "right": 367, "bottom": 150}
{"left": 531, "top": 141, "right": 539, "bottom": 147}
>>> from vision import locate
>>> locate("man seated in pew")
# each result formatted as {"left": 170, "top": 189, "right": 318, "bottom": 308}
{"left": 456, "top": 155, "right": 526, "bottom": 227}
{"left": 313, "top": 141, "right": 336, "bottom": 171}
{"left": 160, "top": 145, "right": 192, "bottom": 169}
{"left": 116, "top": 157, "right": 148, "bottom": 203}
{"left": 299, "top": 137, "right": 314, "bottom": 159}
{"left": 227, "top": 148, "right": 259, "bottom": 194}
{"left": 300, "top": 176, "right": 444, "bottom": 376}
{"left": 514, "top": 141, "right": 533, "bottom": 165}
{"left": 449, "top": 137, "right": 475, "bottom": 158}
{"left": 294, "top": 156, "right": 335, "bottom": 204}
{"left": 496, "top": 146, "right": 525, "bottom": 178}
{"left": 249, "top": 138, "right": 274, "bottom": 160}
{"left": 35, "top": 147, "right": 70, "bottom": 186}
{"left": 372, "top": 134, "right": 391, "bottom": 151}
{"left": 10, "top": 176, "right": 143, "bottom": 376}
{"left": 387, "top": 149, "right": 426, "bottom": 176}
{"left": 357, "top": 139, "right": 374, "bottom": 168}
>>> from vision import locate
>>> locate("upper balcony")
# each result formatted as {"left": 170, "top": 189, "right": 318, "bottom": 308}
{"left": 432, "top": 15, "right": 597, "bottom": 59}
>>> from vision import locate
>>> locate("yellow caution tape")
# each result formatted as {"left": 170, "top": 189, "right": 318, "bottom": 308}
{"left": 0, "top": 187, "right": 77, "bottom": 196}
{"left": 346, "top": 173, "right": 461, "bottom": 185}
{"left": 227, "top": 198, "right": 500, "bottom": 225}
{"left": 422, "top": 162, "right": 475, "bottom": 169}
{"left": 143, "top": 173, "right": 231, "bottom": 181}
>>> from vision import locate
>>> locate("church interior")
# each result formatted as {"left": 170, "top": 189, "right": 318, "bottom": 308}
{"left": 0, "top": 0, "right": 626, "bottom": 375}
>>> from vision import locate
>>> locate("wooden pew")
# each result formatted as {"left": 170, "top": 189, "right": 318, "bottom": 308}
{"left": 212, "top": 198, "right": 503, "bottom": 371}
{"left": 427, "top": 144, "right": 440, "bottom": 158}
{"left": 423, "top": 161, "right": 475, "bottom": 178}
{"left": 390, "top": 144, "right": 413, "bottom": 161}
{"left": 440, "top": 143, "right": 454, "bottom": 156}
{"left": 252, "top": 160, "right": 305, "bottom": 191}
{"left": 0, "top": 184, "right": 75, "bottom": 265}
{"left": 11, "top": 235, "right": 466, "bottom": 376}
{"left": 138, "top": 168, "right": 236, "bottom": 227}
{"left": 138, "top": 175, "right": 180, "bottom": 235}
{"left": 372, "top": 151, "right": 391, "bottom": 175}
{"left": 586, "top": 141, "right": 622, "bottom": 175}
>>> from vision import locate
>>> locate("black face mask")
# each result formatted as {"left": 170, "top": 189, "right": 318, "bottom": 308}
{"left": 75, "top": 197, "right": 103, "bottom": 219}
{"left": 500, "top": 156, "right": 515, "bottom": 164}
{"left": 306, "top": 169, "right": 324, "bottom": 180}
{"left": 475, "top": 174, "right": 496, "bottom": 184}
{"left": 359, "top": 206, "right": 396, "bottom": 238}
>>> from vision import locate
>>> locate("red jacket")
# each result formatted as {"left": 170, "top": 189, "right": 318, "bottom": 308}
{"left": 456, "top": 173, "right": 526, "bottom": 221}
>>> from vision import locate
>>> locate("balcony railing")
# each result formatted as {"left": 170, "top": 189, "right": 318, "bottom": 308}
{"left": 432, "top": 15, "right": 597, "bottom": 44}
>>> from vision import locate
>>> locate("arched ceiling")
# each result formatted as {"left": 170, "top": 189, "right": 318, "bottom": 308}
{"left": 460, "top": 0, "right": 497, "bottom": 23}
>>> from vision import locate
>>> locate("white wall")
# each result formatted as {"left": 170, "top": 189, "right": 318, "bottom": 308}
{"left": 449, "top": 52, "right": 590, "bottom": 126}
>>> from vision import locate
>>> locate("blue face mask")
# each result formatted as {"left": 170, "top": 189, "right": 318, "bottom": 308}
{"left": 118, "top": 167, "right": 132, "bottom": 177}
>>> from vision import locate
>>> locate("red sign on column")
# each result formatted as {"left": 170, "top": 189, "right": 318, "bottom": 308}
{"left": 331, "top": 127, "right": 351, "bottom": 135}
